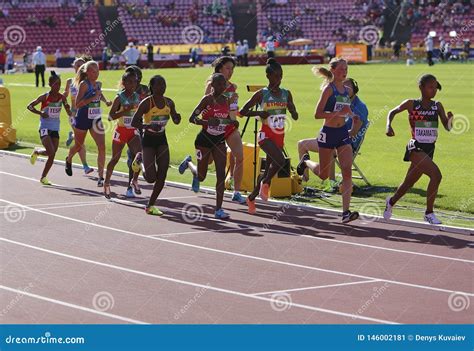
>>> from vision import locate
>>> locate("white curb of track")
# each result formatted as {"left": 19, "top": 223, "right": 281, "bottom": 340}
{"left": 1, "top": 150, "right": 472, "bottom": 236}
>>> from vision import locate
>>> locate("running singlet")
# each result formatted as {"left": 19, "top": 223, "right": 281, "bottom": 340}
{"left": 258, "top": 87, "right": 288, "bottom": 147}
{"left": 116, "top": 91, "right": 140, "bottom": 128}
{"left": 201, "top": 97, "right": 231, "bottom": 136}
{"left": 77, "top": 80, "right": 102, "bottom": 120}
{"left": 409, "top": 99, "right": 439, "bottom": 144}
{"left": 324, "top": 83, "right": 351, "bottom": 113}
{"left": 40, "top": 93, "right": 63, "bottom": 131}
{"left": 143, "top": 97, "right": 171, "bottom": 132}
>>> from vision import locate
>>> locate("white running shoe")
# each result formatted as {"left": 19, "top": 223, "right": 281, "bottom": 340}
{"left": 424, "top": 212, "right": 442, "bottom": 225}
{"left": 383, "top": 197, "right": 393, "bottom": 220}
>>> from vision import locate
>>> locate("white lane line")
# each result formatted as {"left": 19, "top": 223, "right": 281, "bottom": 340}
{"left": 1, "top": 198, "right": 472, "bottom": 297}
{"left": 252, "top": 280, "right": 381, "bottom": 296}
{"left": 1, "top": 170, "right": 471, "bottom": 264}
{"left": 0, "top": 200, "right": 105, "bottom": 209}
{"left": 0, "top": 237, "right": 397, "bottom": 324}
{"left": 0, "top": 202, "right": 107, "bottom": 214}
{"left": 0, "top": 285, "right": 148, "bottom": 324}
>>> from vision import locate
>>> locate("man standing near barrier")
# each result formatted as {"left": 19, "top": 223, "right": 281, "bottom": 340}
{"left": 32, "top": 46, "right": 46, "bottom": 87}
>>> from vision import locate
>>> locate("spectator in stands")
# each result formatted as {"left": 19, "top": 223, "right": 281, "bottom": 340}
{"left": 147, "top": 43, "right": 154, "bottom": 68}
{"left": 424, "top": 34, "right": 434, "bottom": 66}
{"left": 122, "top": 42, "right": 140, "bottom": 67}
{"left": 265, "top": 37, "right": 275, "bottom": 58}
{"left": 439, "top": 37, "right": 446, "bottom": 62}
{"left": 102, "top": 47, "right": 109, "bottom": 70}
{"left": 55, "top": 49, "right": 62, "bottom": 67}
{"left": 68, "top": 48, "right": 76, "bottom": 58}
{"left": 326, "top": 41, "right": 335, "bottom": 61}
{"left": 0, "top": 49, "right": 5, "bottom": 74}
{"left": 6, "top": 49, "right": 14, "bottom": 72}
{"left": 235, "top": 41, "right": 243, "bottom": 66}
{"left": 32, "top": 46, "right": 47, "bottom": 88}
{"left": 110, "top": 54, "right": 120, "bottom": 70}
{"left": 243, "top": 39, "right": 249, "bottom": 67}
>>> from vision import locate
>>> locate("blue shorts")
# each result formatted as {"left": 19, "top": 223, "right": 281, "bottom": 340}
{"left": 317, "top": 125, "right": 351, "bottom": 149}
{"left": 73, "top": 108, "right": 102, "bottom": 131}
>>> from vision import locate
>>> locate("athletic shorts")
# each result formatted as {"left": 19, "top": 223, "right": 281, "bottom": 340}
{"left": 141, "top": 131, "right": 168, "bottom": 149}
{"left": 113, "top": 126, "right": 139, "bottom": 145}
{"left": 39, "top": 128, "right": 59, "bottom": 139}
{"left": 194, "top": 130, "right": 225, "bottom": 149}
{"left": 317, "top": 125, "right": 351, "bottom": 149}
{"left": 258, "top": 124, "right": 284, "bottom": 149}
{"left": 403, "top": 139, "right": 435, "bottom": 162}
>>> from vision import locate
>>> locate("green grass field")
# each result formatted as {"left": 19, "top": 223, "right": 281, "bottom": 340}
{"left": 2, "top": 62, "right": 474, "bottom": 226}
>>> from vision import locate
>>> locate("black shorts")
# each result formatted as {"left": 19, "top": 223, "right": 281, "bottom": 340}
{"left": 39, "top": 129, "right": 59, "bottom": 139}
{"left": 403, "top": 139, "right": 435, "bottom": 162}
{"left": 194, "top": 130, "right": 225, "bottom": 149}
{"left": 141, "top": 131, "right": 167, "bottom": 148}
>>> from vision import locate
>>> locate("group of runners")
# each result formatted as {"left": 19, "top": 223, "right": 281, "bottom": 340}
{"left": 26, "top": 56, "right": 454, "bottom": 224}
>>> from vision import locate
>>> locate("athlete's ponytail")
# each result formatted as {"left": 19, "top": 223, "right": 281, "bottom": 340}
{"left": 313, "top": 57, "right": 346, "bottom": 90}
{"left": 49, "top": 70, "right": 60, "bottom": 84}
{"left": 266, "top": 58, "right": 282, "bottom": 75}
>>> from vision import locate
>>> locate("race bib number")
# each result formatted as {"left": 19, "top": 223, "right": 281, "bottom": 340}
{"left": 88, "top": 102, "right": 102, "bottom": 119}
{"left": 113, "top": 130, "right": 120, "bottom": 142}
{"left": 150, "top": 115, "right": 170, "bottom": 131}
{"left": 207, "top": 118, "right": 230, "bottom": 136}
{"left": 334, "top": 95, "right": 351, "bottom": 112}
{"left": 123, "top": 116, "right": 133, "bottom": 127}
{"left": 195, "top": 149, "right": 203, "bottom": 161}
{"left": 258, "top": 131, "right": 266, "bottom": 142}
{"left": 40, "top": 128, "right": 48, "bottom": 137}
{"left": 414, "top": 121, "right": 438, "bottom": 143}
{"left": 46, "top": 103, "right": 61, "bottom": 119}
{"left": 268, "top": 114, "right": 286, "bottom": 130}
{"left": 407, "top": 139, "right": 417, "bottom": 151}
{"left": 317, "top": 131, "right": 327, "bottom": 143}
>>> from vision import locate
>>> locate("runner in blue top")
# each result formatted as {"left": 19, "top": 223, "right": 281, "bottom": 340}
{"left": 27, "top": 71, "right": 72, "bottom": 185}
{"left": 296, "top": 77, "right": 368, "bottom": 193}
{"left": 65, "top": 60, "right": 112, "bottom": 187}
{"left": 296, "top": 58, "right": 361, "bottom": 223}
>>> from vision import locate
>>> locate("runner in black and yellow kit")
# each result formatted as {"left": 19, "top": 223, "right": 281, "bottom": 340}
{"left": 131, "top": 75, "right": 181, "bottom": 216}
{"left": 384, "top": 74, "right": 454, "bottom": 225}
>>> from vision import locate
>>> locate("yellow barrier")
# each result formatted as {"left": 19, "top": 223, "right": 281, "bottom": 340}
{"left": 0, "top": 86, "right": 16, "bottom": 149}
